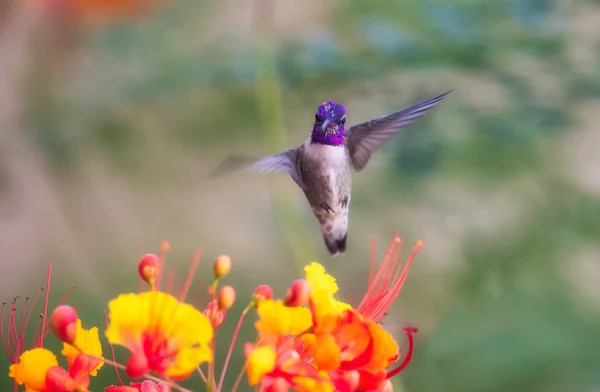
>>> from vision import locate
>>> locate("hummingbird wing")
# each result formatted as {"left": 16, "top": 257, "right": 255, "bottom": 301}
{"left": 346, "top": 90, "right": 452, "bottom": 171}
{"left": 207, "top": 149, "right": 306, "bottom": 189}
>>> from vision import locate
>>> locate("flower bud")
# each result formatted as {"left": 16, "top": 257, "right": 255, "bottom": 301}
{"left": 138, "top": 254, "right": 160, "bottom": 288}
{"left": 203, "top": 300, "right": 226, "bottom": 328}
{"left": 217, "top": 285, "right": 236, "bottom": 310}
{"left": 284, "top": 279, "right": 310, "bottom": 307}
{"left": 50, "top": 305, "right": 78, "bottom": 344}
{"left": 252, "top": 285, "right": 273, "bottom": 307}
{"left": 136, "top": 380, "right": 172, "bottom": 392}
{"left": 265, "top": 377, "right": 290, "bottom": 392}
{"left": 213, "top": 254, "right": 231, "bottom": 279}
{"left": 126, "top": 352, "right": 149, "bottom": 378}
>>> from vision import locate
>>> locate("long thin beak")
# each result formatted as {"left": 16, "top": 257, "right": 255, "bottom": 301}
{"left": 321, "top": 119, "right": 330, "bottom": 132}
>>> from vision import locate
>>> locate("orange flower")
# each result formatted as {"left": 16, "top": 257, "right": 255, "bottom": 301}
{"left": 10, "top": 318, "right": 105, "bottom": 392}
{"left": 302, "top": 309, "right": 400, "bottom": 391}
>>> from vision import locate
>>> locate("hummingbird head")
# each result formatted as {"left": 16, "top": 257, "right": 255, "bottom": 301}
{"left": 311, "top": 101, "right": 347, "bottom": 146}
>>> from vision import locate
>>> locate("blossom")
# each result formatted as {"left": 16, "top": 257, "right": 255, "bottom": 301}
{"left": 248, "top": 235, "right": 421, "bottom": 391}
{"left": 303, "top": 310, "right": 400, "bottom": 391}
{"left": 105, "top": 291, "right": 213, "bottom": 379}
{"left": 9, "top": 348, "right": 58, "bottom": 392}
{"left": 61, "top": 319, "right": 104, "bottom": 376}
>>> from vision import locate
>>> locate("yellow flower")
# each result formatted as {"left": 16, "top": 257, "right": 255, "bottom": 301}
{"left": 305, "top": 262, "right": 351, "bottom": 320}
{"left": 255, "top": 300, "right": 311, "bottom": 340}
{"left": 61, "top": 319, "right": 104, "bottom": 376}
{"left": 247, "top": 345, "right": 276, "bottom": 385}
{"left": 105, "top": 291, "right": 213, "bottom": 379}
{"left": 9, "top": 348, "right": 57, "bottom": 392}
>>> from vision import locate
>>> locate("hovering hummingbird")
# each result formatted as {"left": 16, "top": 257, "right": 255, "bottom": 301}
{"left": 209, "top": 90, "right": 451, "bottom": 256}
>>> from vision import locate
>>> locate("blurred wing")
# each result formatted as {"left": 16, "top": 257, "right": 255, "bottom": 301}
{"left": 207, "top": 149, "right": 305, "bottom": 189}
{"left": 346, "top": 90, "right": 452, "bottom": 171}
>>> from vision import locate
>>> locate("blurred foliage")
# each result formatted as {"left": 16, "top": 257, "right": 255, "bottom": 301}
{"left": 2, "top": 0, "right": 600, "bottom": 391}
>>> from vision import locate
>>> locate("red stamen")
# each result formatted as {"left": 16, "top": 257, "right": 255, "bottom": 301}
{"left": 39, "top": 264, "right": 52, "bottom": 347}
{"left": 104, "top": 311, "right": 124, "bottom": 385}
{"left": 356, "top": 234, "right": 422, "bottom": 323}
{"left": 386, "top": 326, "right": 417, "bottom": 378}
{"left": 217, "top": 308, "right": 248, "bottom": 391}
{"left": 17, "top": 297, "right": 28, "bottom": 353}
{"left": 178, "top": 250, "right": 201, "bottom": 303}
{"left": 1, "top": 302, "right": 14, "bottom": 363}
{"left": 24, "top": 288, "right": 44, "bottom": 346}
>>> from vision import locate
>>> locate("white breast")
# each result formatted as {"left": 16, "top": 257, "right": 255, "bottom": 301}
{"left": 303, "top": 140, "right": 347, "bottom": 165}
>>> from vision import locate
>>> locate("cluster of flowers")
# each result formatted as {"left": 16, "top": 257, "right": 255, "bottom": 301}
{"left": 2, "top": 233, "right": 421, "bottom": 392}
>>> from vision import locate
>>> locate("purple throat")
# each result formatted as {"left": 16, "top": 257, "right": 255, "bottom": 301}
{"left": 311, "top": 126, "right": 346, "bottom": 146}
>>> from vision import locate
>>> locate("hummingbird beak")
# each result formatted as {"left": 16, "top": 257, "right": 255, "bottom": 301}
{"left": 321, "top": 119, "right": 330, "bottom": 132}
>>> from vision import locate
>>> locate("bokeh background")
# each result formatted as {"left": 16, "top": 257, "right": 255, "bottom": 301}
{"left": 2, "top": 0, "right": 600, "bottom": 391}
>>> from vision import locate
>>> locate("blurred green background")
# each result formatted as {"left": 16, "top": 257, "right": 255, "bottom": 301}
{"left": 2, "top": 0, "right": 600, "bottom": 391}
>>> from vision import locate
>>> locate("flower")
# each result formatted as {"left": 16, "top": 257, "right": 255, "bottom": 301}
{"left": 9, "top": 348, "right": 58, "bottom": 392}
{"left": 10, "top": 315, "right": 105, "bottom": 392}
{"left": 249, "top": 236, "right": 421, "bottom": 391}
{"left": 61, "top": 319, "right": 104, "bottom": 376}
{"left": 105, "top": 291, "right": 213, "bottom": 379}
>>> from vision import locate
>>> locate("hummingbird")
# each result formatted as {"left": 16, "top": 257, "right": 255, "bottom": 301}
{"left": 209, "top": 90, "right": 451, "bottom": 256}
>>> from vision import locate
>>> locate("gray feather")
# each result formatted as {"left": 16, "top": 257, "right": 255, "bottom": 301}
{"left": 346, "top": 90, "right": 452, "bottom": 171}
{"left": 207, "top": 149, "right": 305, "bottom": 189}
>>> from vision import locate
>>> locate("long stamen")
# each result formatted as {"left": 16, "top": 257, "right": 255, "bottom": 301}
{"left": 178, "top": 250, "right": 201, "bottom": 302}
{"left": 217, "top": 306, "right": 250, "bottom": 391}
{"left": 386, "top": 326, "right": 417, "bottom": 378}
{"left": 0, "top": 302, "right": 15, "bottom": 362}
{"left": 39, "top": 264, "right": 52, "bottom": 347}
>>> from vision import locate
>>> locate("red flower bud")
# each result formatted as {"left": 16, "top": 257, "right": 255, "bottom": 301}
{"left": 138, "top": 254, "right": 160, "bottom": 289}
{"left": 252, "top": 285, "right": 273, "bottom": 307}
{"left": 203, "top": 300, "right": 226, "bottom": 328}
{"left": 284, "top": 279, "right": 310, "bottom": 307}
{"left": 50, "top": 305, "right": 78, "bottom": 344}
{"left": 265, "top": 377, "right": 290, "bottom": 392}
{"left": 126, "top": 352, "right": 149, "bottom": 378}
{"left": 213, "top": 254, "right": 231, "bottom": 279}
{"left": 217, "top": 285, "right": 236, "bottom": 310}
{"left": 137, "top": 380, "right": 172, "bottom": 392}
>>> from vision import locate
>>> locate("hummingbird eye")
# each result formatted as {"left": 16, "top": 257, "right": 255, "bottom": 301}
{"left": 340, "top": 117, "right": 346, "bottom": 125}
{"left": 315, "top": 114, "right": 323, "bottom": 122}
